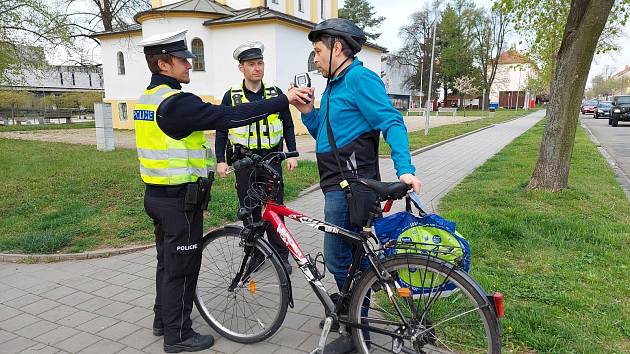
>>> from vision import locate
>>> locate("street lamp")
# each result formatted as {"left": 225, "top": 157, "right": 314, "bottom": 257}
{"left": 425, "top": 21, "right": 437, "bottom": 136}
{"left": 419, "top": 59, "right": 424, "bottom": 109}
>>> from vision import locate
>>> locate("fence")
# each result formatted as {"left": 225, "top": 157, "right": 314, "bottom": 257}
{"left": 0, "top": 108, "right": 93, "bottom": 125}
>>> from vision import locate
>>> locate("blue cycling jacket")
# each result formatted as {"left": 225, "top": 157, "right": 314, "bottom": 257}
{"left": 301, "top": 58, "right": 416, "bottom": 192}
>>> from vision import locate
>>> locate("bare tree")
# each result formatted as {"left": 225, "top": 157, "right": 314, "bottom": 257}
{"left": 470, "top": 7, "right": 508, "bottom": 110}
{"left": 66, "top": 0, "right": 150, "bottom": 34}
{"left": 393, "top": 1, "right": 443, "bottom": 106}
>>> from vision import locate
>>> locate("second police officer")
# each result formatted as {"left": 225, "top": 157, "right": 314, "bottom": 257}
{"left": 215, "top": 41, "right": 298, "bottom": 274}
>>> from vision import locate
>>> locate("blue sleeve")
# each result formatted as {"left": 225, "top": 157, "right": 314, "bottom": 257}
{"left": 350, "top": 70, "right": 416, "bottom": 177}
{"left": 301, "top": 108, "right": 321, "bottom": 139}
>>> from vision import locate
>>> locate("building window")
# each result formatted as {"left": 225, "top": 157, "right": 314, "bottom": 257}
{"left": 321, "top": 0, "right": 325, "bottom": 19}
{"left": 117, "top": 52, "right": 125, "bottom": 75}
{"left": 191, "top": 38, "right": 205, "bottom": 71}
{"left": 271, "top": 0, "right": 278, "bottom": 3}
{"left": 71, "top": 73, "right": 76, "bottom": 86}
{"left": 307, "top": 51, "right": 316, "bottom": 72}
{"left": 89, "top": 74, "right": 92, "bottom": 87}
{"left": 298, "top": 0, "right": 303, "bottom": 12}
{"left": 119, "top": 102, "right": 128, "bottom": 121}
{"left": 59, "top": 72, "right": 64, "bottom": 85}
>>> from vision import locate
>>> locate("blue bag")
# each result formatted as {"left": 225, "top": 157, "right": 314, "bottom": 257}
{"left": 374, "top": 201, "right": 470, "bottom": 297}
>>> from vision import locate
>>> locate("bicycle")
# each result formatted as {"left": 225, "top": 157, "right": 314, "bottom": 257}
{"left": 194, "top": 151, "right": 504, "bottom": 353}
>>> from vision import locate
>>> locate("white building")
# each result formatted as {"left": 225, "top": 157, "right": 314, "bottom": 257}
{"left": 1, "top": 65, "right": 103, "bottom": 94}
{"left": 489, "top": 49, "right": 536, "bottom": 109}
{"left": 381, "top": 55, "right": 420, "bottom": 110}
{"left": 93, "top": 0, "right": 386, "bottom": 132}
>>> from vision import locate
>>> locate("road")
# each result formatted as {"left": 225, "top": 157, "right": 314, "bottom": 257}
{"left": 580, "top": 113, "right": 630, "bottom": 199}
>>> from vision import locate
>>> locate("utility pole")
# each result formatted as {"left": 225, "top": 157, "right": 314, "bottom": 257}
{"left": 419, "top": 59, "right": 424, "bottom": 109}
{"left": 425, "top": 21, "right": 437, "bottom": 136}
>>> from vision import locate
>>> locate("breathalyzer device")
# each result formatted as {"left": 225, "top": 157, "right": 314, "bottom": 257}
{"left": 294, "top": 72, "right": 311, "bottom": 88}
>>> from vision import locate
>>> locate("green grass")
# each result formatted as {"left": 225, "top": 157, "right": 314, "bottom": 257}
{"left": 438, "top": 121, "right": 630, "bottom": 353}
{"left": 381, "top": 109, "right": 541, "bottom": 155}
{"left": 0, "top": 139, "right": 320, "bottom": 254}
{"left": 0, "top": 122, "right": 95, "bottom": 132}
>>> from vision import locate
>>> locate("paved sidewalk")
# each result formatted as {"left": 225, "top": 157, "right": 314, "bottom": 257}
{"left": 0, "top": 110, "right": 545, "bottom": 354}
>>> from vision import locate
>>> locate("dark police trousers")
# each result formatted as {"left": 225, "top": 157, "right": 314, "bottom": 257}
{"left": 144, "top": 187, "right": 203, "bottom": 345}
{"left": 234, "top": 159, "right": 288, "bottom": 261}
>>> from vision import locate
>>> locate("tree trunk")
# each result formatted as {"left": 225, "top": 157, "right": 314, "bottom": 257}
{"left": 483, "top": 85, "right": 491, "bottom": 110}
{"left": 102, "top": 0, "right": 114, "bottom": 32}
{"left": 528, "top": 0, "right": 614, "bottom": 191}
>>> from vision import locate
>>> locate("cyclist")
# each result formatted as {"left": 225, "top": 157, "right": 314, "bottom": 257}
{"left": 295, "top": 18, "right": 421, "bottom": 354}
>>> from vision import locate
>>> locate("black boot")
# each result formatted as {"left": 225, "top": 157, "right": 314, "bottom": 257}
{"left": 323, "top": 333, "right": 356, "bottom": 354}
{"left": 153, "top": 318, "right": 164, "bottom": 336}
{"left": 163, "top": 333, "right": 215, "bottom": 353}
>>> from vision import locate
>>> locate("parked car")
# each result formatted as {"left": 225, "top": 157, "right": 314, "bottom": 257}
{"left": 609, "top": 95, "right": 630, "bottom": 126}
{"left": 581, "top": 99, "right": 598, "bottom": 114}
{"left": 594, "top": 101, "right": 612, "bottom": 119}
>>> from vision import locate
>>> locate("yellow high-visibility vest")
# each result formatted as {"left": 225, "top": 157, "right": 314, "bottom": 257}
{"left": 133, "top": 84, "right": 214, "bottom": 185}
{"left": 228, "top": 83, "right": 283, "bottom": 149}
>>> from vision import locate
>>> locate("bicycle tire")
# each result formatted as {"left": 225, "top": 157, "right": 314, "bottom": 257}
{"left": 348, "top": 254, "right": 501, "bottom": 354}
{"left": 194, "top": 227, "right": 290, "bottom": 343}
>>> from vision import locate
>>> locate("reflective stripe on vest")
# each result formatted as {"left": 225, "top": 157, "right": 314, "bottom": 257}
{"left": 133, "top": 84, "right": 215, "bottom": 185}
{"left": 228, "top": 82, "right": 283, "bottom": 149}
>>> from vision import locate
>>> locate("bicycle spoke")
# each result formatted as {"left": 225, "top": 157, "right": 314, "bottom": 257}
{"left": 195, "top": 230, "right": 288, "bottom": 343}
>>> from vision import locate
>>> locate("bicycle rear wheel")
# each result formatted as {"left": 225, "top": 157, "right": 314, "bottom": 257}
{"left": 194, "top": 227, "right": 289, "bottom": 343}
{"left": 348, "top": 254, "right": 501, "bottom": 354}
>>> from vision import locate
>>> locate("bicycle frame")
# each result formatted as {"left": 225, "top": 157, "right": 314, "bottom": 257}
{"left": 261, "top": 201, "right": 368, "bottom": 316}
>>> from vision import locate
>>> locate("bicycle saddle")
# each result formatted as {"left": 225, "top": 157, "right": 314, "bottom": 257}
{"left": 358, "top": 178, "right": 411, "bottom": 200}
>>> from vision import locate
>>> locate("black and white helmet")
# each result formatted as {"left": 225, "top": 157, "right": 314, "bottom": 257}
{"left": 308, "top": 18, "right": 367, "bottom": 54}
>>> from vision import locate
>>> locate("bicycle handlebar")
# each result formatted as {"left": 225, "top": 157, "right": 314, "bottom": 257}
{"left": 233, "top": 151, "right": 300, "bottom": 174}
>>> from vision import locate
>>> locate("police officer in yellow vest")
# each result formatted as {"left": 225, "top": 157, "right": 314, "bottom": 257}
{"left": 215, "top": 41, "right": 298, "bottom": 274}
{"left": 134, "top": 30, "right": 312, "bottom": 353}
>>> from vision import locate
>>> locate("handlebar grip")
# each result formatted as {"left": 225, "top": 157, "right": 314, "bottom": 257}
{"left": 233, "top": 157, "right": 254, "bottom": 171}
{"left": 283, "top": 151, "right": 299, "bottom": 159}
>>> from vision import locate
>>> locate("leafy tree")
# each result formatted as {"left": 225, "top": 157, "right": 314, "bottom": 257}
{"left": 439, "top": 3, "right": 475, "bottom": 101}
{"left": 469, "top": 7, "right": 509, "bottom": 109}
{"left": 498, "top": 0, "right": 628, "bottom": 191}
{"left": 0, "top": 91, "right": 32, "bottom": 110}
{"left": 586, "top": 74, "right": 629, "bottom": 98}
{"left": 0, "top": 0, "right": 71, "bottom": 83}
{"left": 338, "top": 0, "right": 386, "bottom": 40}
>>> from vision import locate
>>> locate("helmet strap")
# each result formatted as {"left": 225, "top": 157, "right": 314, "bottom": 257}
{"left": 327, "top": 36, "right": 351, "bottom": 82}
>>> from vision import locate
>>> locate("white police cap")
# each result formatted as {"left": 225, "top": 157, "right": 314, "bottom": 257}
{"left": 138, "top": 29, "right": 195, "bottom": 58}
{"left": 233, "top": 41, "right": 264, "bottom": 62}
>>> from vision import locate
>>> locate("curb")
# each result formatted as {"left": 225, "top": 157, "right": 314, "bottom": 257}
{"left": 0, "top": 244, "right": 156, "bottom": 264}
{"left": 580, "top": 120, "right": 630, "bottom": 201}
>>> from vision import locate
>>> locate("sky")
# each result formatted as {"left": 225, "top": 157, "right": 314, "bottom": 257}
{"left": 343, "top": 0, "right": 630, "bottom": 87}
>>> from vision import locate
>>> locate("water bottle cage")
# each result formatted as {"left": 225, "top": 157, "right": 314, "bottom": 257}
{"left": 307, "top": 253, "right": 326, "bottom": 280}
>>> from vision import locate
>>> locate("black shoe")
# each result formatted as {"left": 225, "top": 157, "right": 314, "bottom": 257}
{"left": 282, "top": 259, "right": 292, "bottom": 275}
{"left": 163, "top": 334, "right": 215, "bottom": 353}
{"left": 323, "top": 334, "right": 356, "bottom": 354}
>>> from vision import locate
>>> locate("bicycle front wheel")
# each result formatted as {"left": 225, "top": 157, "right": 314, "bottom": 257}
{"left": 194, "top": 227, "right": 289, "bottom": 343}
{"left": 348, "top": 254, "right": 501, "bottom": 354}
